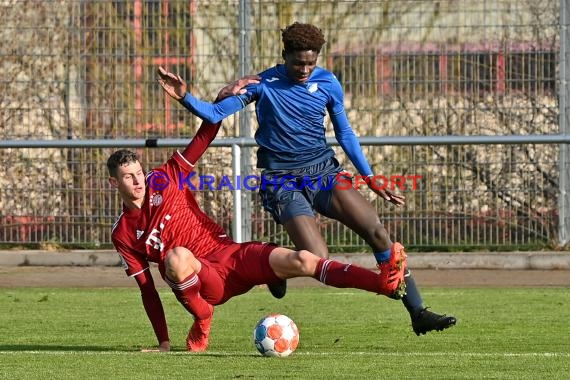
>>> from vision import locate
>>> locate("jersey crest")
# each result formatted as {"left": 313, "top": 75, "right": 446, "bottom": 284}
{"left": 150, "top": 193, "right": 163, "bottom": 207}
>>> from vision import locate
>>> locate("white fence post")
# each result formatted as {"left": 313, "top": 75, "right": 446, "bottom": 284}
{"left": 232, "top": 144, "right": 242, "bottom": 243}
{"left": 559, "top": 0, "right": 570, "bottom": 246}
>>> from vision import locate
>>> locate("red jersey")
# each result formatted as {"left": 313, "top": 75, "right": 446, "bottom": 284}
{"left": 112, "top": 124, "right": 234, "bottom": 276}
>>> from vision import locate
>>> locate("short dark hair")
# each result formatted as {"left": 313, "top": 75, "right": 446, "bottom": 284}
{"left": 107, "top": 149, "right": 140, "bottom": 177}
{"left": 281, "top": 22, "right": 326, "bottom": 54}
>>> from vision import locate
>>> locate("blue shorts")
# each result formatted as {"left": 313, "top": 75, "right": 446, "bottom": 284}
{"left": 259, "top": 157, "right": 346, "bottom": 224}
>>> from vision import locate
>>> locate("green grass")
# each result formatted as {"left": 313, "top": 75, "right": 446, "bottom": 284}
{"left": 0, "top": 287, "right": 569, "bottom": 379}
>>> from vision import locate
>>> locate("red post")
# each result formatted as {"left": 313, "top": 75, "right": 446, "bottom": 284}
{"left": 133, "top": 0, "right": 143, "bottom": 126}
{"left": 439, "top": 53, "right": 448, "bottom": 94}
{"left": 376, "top": 53, "right": 392, "bottom": 95}
{"left": 496, "top": 52, "right": 506, "bottom": 93}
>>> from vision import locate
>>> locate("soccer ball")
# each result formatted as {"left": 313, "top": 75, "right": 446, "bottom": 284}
{"left": 253, "top": 314, "right": 299, "bottom": 357}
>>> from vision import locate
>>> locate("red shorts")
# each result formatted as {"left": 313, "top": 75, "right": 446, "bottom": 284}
{"left": 196, "top": 242, "right": 281, "bottom": 305}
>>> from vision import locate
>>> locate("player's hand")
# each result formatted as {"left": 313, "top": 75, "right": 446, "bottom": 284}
{"left": 215, "top": 75, "right": 261, "bottom": 101}
{"left": 367, "top": 180, "right": 406, "bottom": 206}
{"left": 141, "top": 340, "right": 171, "bottom": 352}
{"left": 157, "top": 66, "right": 187, "bottom": 101}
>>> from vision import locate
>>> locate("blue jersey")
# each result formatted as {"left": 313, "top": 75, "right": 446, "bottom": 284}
{"left": 245, "top": 65, "right": 337, "bottom": 169}
{"left": 179, "top": 64, "right": 373, "bottom": 175}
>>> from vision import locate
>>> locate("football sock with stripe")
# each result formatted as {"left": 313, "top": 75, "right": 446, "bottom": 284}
{"left": 165, "top": 273, "right": 213, "bottom": 320}
{"left": 314, "top": 258, "right": 380, "bottom": 293}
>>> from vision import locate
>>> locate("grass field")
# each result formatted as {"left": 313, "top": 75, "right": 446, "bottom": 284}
{"left": 0, "top": 286, "right": 569, "bottom": 379}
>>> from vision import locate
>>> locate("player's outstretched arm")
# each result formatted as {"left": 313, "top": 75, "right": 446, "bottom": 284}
{"left": 157, "top": 66, "right": 254, "bottom": 123}
{"left": 180, "top": 75, "right": 261, "bottom": 165}
{"left": 214, "top": 75, "right": 260, "bottom": 101}
{"left": 157, "top": 66, "right": 259, "bottom": 101}
{"left": 330, "top": 107, "right": 405, "bottom": 206}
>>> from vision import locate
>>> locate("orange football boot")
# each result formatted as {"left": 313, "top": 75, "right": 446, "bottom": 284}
{"left": 377, "top": 242, "right": 408, "bottom": 299}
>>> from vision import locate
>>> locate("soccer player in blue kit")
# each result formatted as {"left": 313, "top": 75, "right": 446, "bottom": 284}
{"left": 157, "top": 22, "right": 456, "bottom": 335}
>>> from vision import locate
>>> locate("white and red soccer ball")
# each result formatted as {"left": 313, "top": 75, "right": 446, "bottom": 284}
{"left": 253, "top": 314, "right": 299, "bottom": 357}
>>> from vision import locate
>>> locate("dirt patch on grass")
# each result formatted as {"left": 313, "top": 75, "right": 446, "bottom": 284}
{"left": 0, "top": 266, "right": 568, "bottom": 288}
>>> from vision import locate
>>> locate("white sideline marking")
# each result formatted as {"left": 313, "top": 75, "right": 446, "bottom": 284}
{"left": 0, "top": 351, "right": 568, "bottom": 358}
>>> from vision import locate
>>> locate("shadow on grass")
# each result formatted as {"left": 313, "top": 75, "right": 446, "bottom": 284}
{"left": 0, "top": 344, "right": 133, "bottom": 352}
{"left": 0, "top": 345, "right": 262, "bottom": 357}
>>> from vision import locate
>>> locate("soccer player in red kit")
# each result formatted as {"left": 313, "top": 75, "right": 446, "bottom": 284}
{"left": 108, "top": 77, "right": 409, "bottom": 353}
{"left": 109, "top": 77, "right": 261, "bottom": 352}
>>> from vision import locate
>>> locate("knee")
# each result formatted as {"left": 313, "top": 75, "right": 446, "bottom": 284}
{"left": 291, "top": 249, "right": 318, "bottom": 275}
{"left": 365, "top": 223, "right": 392, "bottom": 248}
{"left": 164, "top": 247, "right": 199, "bottom": 282}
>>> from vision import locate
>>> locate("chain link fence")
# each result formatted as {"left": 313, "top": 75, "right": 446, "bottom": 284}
{"left": 0, "top": 0, "right": 565, "bottom": 250}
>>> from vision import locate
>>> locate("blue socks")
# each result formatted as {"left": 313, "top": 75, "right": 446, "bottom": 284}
{"left": 373, "top": 248, "right": 392, "bottom": 263}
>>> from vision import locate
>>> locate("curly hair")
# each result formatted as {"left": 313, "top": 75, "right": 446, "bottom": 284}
{"left": 107, "top": 149, "right": 140, "bottom": 177}
{"left": 281, "top": 22, "right": 326, "bottom": 54}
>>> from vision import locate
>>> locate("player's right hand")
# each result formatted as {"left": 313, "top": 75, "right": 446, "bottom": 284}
{"left": 216, "top": 75, "right": 261, "bottom": 101}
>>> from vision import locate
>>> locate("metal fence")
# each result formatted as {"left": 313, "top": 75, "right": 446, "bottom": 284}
{"left": 0, "top": 0, "right": 567, "bottom": 250}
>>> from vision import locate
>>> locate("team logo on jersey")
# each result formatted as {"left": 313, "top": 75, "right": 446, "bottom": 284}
{"left": 307, "top": 83, "right": 318, "bottom": 93}
{"left": 136, "top": 230, "right": 144, "bottom": 239}
{"left": 150, "top": 193, "right": 163, "bottom": 207}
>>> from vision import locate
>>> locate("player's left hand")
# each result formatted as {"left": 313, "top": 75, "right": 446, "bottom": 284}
{"left": 367, "top": 181, "right": 406, "bottom": 206}
{"left": 157, "top": 66, "right": 187, "bottom": 100}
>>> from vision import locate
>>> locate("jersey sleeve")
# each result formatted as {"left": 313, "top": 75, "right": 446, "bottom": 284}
{"left": 178, "top": 92, "right": 248, "bottom": 123}
{"left": 134, "top": 269, "right": 170, "bottom": 344}
{"left": 180, "top": 120, "right": 223, "bottom": 166}
{"left": 177, "top": 83, "right": 258, "bottom": 164}
{"left": 113, "top": 237, "right": 150, "bottom": 277}
{"left": 328, "top": 78, "right": 373, "bottom": 177}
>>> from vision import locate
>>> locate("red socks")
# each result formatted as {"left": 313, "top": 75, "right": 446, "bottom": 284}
{"left": 314, "top": 258, "right": 380, "bottom": 293}
{"left": 164, "top": 273, "right": 213, "bottom": 320}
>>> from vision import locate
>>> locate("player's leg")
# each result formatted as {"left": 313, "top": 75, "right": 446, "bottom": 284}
{"left": 162, "top": 246, "right": 213, "bottom": 351}
{"left": 324, "top": 186, "right": 456, "bottom": 334}
{"left": 268, "top": 247, "right": 402, "bottom": 297}
{"left": 282, "top": 215, "right": 330, "bottom": 258}
{"left": 233, "top": 243, "right": 383, "bottom": 295}
{"left": 163, "top": 246, "right": 211, "bottom": 320}
{"left": 276, "top": 161, "right": 335, "bottom": 259}
{"left": 317, "top": 185, "right": 407, "bottom": 298}
{"left": 259, "top": 176, "right": 325, "bottom": 298}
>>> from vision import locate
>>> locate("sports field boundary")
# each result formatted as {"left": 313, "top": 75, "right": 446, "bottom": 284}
{"left": 0, "top": 250, "right": 568, "bottom": 270}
